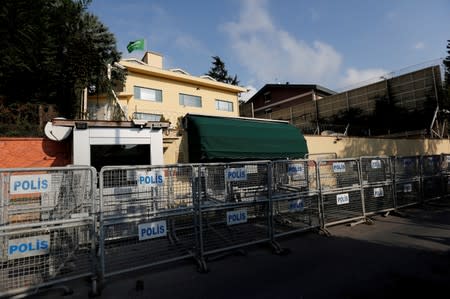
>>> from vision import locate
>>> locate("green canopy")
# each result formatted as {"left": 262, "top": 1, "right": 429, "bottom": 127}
{"left": 185, "top": 114, "right": 308, "bottom": 162}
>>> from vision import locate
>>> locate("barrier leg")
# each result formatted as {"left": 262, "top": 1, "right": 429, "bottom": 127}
{"left": 349, "top": 218, "right": 367, "bottom": 227}
{"left": 270, "top": 240, "right": 289, "bottom": 255}
{"left": 89, "top": 276, "right": 101, "bottom": 297}
{"left": 195, "top": 256, "right": 209, "bottom": 273}
{"left": 318, "top": 227, "right": 332, "bottom": 237}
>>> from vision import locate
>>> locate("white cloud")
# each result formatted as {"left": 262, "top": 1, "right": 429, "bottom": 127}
{"left": 339, "top": 68, "right": 389, "bottom": 89}
{"left": 414, "top": 42, "right": 425, "bottom": 50}
{"left": 222, "top": 0, "right": 342, "bottom": 86}
{"left": 222, "top": 0, "right": 390, "bottom": 92}
{"left": 121, "top": 3, "right": 210, "bottom": 62}
{"left": 239, "top": 85, "right": 257, "bottom": 103}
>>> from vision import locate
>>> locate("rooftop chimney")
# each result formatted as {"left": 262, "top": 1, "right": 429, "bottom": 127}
{"left": 142, "top": 51, "right": 163, "bottom": 69}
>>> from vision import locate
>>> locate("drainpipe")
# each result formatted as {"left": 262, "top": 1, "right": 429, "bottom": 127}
{"left": 83, "top": 88, "right": 88, "bottom": 119}
{"left": 313, "top": 90, "right": 320, "bottom": 134}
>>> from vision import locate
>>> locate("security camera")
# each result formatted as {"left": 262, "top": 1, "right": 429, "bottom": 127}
{"left": 132, "top": 119, "right": 147, "bottom": 128}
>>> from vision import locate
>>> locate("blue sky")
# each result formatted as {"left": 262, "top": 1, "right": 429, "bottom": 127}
{"left": 89, "top": 0, "right": 449, "bottom": 100}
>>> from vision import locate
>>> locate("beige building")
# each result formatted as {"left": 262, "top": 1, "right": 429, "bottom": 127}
{"left": 87, "top": 51, "right": 246, "bottom": 127}
{"left": 86, "top": 51, "right": 246, "bottom": 164}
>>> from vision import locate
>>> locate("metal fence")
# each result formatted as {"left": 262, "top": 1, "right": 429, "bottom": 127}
{"left": 98, "top": 164, "right": 197, "bottom": 279}
{"left": 360, "top": 156, "right": 395, "bottom": 215}
{"left": 304, "top": 152, "right": 337, "bottom": 161}
{"left": 0, "top": 166, "right": 96, "bottom": 298}
{"left": 318, "top": 159, "right": 365, "bottom": 227}
{"left": 442, "top": 154, "right": 450, "bottom": 198}
{"left": 2, "top": 154, "right": 450, "bottom": 297}
{"left": 393, "top": 156, "right": 422, "bottom": 208}
{"left": 195, "top": 162, "right": 271, "bottom": 259}
{"left": 271, "top": 160, "right": 321, "bottom": 238}
{"left": 421, "top": 155, "right": 443, "bottom": 201}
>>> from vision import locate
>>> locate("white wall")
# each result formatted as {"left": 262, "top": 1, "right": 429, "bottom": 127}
{"left": 72, "top": 127, "right": 164, "bottom": 166}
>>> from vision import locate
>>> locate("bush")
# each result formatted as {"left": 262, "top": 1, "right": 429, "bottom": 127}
{"left": 0, "top": 101, "right": 57, "bottom": 137}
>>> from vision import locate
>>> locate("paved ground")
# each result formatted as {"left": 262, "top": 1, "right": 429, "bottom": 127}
{"left": 34, "top": 200, "right": 450, "bottom": 299}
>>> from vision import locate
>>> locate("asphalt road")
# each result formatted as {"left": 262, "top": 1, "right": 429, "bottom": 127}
{"left": 33, "top": 200, "right": 450, "bottom": 299}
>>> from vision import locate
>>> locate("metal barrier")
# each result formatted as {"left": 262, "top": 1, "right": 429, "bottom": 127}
{"left": 360, "top": 156, "right": 395, "bottom": 215}
{"left": 0, "top": 166, "right": 96, "bottom": 297}
{"left": 304, "top": 152, "right": 337, "bottom": 161}
{"left": 4, "top": 153, "right": 450, "bottom": 297}
{"left": 98, "top": 165, "right": 197, "bottom": 279}
{"left": 393, "top": 156, "right": 422, "bottom": 208}
{"left": 196, "top": 161, "right": 271, "bottom": 259}
{"left": 441, "top": 154, "right": 450, "bottom": 198}
{"left": 318, "top": 159, "right": 365, "bottom": 227}
{"left": 271, "top": 160, "right": 321, "bottom": 238}
{"left": 421, "top": 155, "right": 443, "bottom": 201}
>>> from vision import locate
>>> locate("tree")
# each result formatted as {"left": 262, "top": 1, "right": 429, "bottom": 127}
{"left": 0, "top": 0, "right": 125, "bottom": 118}
{"left": 205, "top": 56, "right": 240, "bottom": 85}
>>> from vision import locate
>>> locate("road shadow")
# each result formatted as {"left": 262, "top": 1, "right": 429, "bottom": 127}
{"left": 33, "top": 223, "right": 450, "bottom": 299}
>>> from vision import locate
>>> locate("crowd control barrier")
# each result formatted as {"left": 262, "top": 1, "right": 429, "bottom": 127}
{"left": 393, "top": 156, "right": 422, "bottom": 208}
{"left": 442, "top": 154, "right": 450, "bottom": 198}
{"left": 271, "top": 160, "right": 321, "bottom": 238}
{"left": 195, "top": 162, "right": 271, "bottom": 259}
{"left": 304, "top": 152, "right": 337, "bottom": 161}
{"left": 98, "top": 165, "right": 197, "bottom": 280}
{"left": 0, "top": 166, "right": 97, "bottom": 298}
{"left": 360, "top": 156, "right": 395, "bottom": 215}
{"left": 421, "top": 155, "right": 443, "bottom": 201}
{"left": 318, "top": 159, "right": 365, "bottom": 227}
{"left": 2, "top": 153, "right": 450, "bottom": 297}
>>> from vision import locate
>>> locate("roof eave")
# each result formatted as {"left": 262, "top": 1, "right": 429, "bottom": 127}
{"left": 246, "top": 83, "right": 336, "bottom": 103}
{"left": 120, "top": 61, "right": 247, "bottom": 94}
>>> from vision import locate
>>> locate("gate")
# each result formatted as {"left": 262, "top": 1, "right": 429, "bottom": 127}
{"left": 393, "top": 156, "right": 421, "bottom": 208}
{"left": 360, "top": 156, "right": 395, "bottom": 215}
{"left": 196, "top": 161, "right": 271, "bottom": 258}
{"left": 421, "top": 155, "right": 443, "bottom": 201}
{"left": 0, "top": 166, "right": 96, "bottom": 297}
{"left": 318, "top": 159, "right": 365, "bottom": 227}
{"left": 98, "top": 165, "right": 197, "bottom": 279}
{"left": 271, "top": 160, "right": 321, "bottom": 238}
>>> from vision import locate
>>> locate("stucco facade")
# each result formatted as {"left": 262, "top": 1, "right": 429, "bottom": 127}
{"left": 304, "top": 135, "right": 450, "bottom": 158}
{"left": 87, "top": 51, "right": 247, "bottom": 128}
{"left": 2, "top": 135, "right": 449, "bottom": 169}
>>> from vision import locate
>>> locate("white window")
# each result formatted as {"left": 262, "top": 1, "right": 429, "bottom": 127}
{"left": 134, "top": 86, "right": 162, "bottom": 102}
{"left": 179, "top": 93, "right": 202, "bottom": 107}
{"left": 215, "top": 99, "right": 234, "bottom": 112}
{"left": 133, "top": 112, "right": 161, "bottom": 121}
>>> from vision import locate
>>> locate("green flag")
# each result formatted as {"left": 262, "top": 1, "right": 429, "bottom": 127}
{"left": 127, "top": 39, "right": 145, "bottom": 53}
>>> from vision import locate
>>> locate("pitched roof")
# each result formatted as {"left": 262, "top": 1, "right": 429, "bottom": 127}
{"left": 119, "top": 60, "right": 247, "bottom": 94}
{"left": 247, "top": 83, "right": 336, "bottom": 103}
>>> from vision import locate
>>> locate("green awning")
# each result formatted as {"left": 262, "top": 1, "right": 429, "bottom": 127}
{"left": 185, "top": 114, "right": 308, "bottom": 162}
